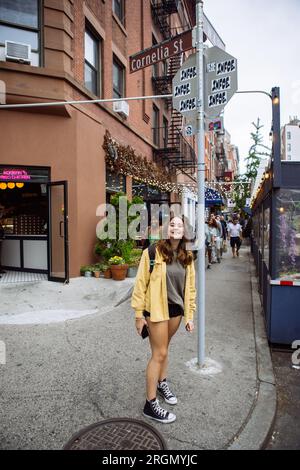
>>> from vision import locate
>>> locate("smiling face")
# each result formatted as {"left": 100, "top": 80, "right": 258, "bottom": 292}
{"left": 167, "top": 216, "right": 184, "bottom": 240}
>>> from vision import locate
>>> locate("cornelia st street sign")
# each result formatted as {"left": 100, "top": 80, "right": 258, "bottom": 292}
{"left": 129, "top": 30, "right": 192, "bottom": 74}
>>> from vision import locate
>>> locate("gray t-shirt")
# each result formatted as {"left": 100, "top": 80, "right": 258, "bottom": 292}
{"left": 166, "top": 251, "right": 186, "bottom": 308}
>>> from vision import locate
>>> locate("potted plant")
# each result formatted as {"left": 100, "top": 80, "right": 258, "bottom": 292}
{"left": 80, "top": 265, "right": 93, "bottom": 277}
{"left": 127, "top": 256, "right": 141, "bottom": 278}
{"left": 101, "top": 264, "right": 112, "bottom": 279}
{"left": 92, "top": 264, "right": 101, "bottom": 278}
{"left": 108, "top": 256, "right": 128, "bottom": 281}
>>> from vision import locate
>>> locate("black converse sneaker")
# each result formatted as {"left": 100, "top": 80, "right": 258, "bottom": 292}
{"left": 143, "top": 398, "right": 176, "bottom": 424}
{"left": 157, "top": 379, "right": 177, "bottom": 405}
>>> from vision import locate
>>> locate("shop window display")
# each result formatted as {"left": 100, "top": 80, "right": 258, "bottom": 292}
{"left": 263, "top": 205, "right": 270, "bottom": 269}
{"left": 276, "top": 189, "right": 300, "bottom": 280}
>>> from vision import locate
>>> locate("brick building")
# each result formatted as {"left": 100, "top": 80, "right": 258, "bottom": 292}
{"left": 0, "top": 0, "right": 197, "bottom": 280}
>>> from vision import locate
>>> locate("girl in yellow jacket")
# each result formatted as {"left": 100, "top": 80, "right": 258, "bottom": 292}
{"left": 131, "top": 215, "right": 196, "bottom": 424}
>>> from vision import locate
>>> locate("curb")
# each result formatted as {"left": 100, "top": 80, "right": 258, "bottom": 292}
{"left": 227, "top": 250, "right": 277, "bottom": 450}
{"left": 114, "top": 282, "right": 134, "bottom": 307}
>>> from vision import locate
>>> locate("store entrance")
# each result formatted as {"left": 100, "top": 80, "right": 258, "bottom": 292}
{"left": 0, "top": 166, "right": 69, "bottom": 283}
{"left": 47, "top": 181, "right": 69, "bottom": 283}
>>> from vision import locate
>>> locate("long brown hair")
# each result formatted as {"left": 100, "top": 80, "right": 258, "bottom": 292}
{"left": 156, "top": 215, "right": 194, "bottom": 267}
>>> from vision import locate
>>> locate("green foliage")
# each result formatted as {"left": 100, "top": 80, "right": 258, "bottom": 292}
{"left": 232, "top": 118, "right": 271, "bottom": 211}
{"left": 80, "top": 265, "right": 94, "bottom": 273}
{"left": 95, "top": 193, "right": 144, "bottom": 263}
{"left": 244, "top": 118, "right": 271, "bottom": 181}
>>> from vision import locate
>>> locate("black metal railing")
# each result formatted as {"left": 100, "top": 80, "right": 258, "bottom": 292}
{"left": 152, "top": 54, "right": 182, "bottom": 97}
{"left": 151, "top": 0, "right": 180, "bottom": 39}
{"left": 152, "top": 126, "right": 197, "bottom": 172}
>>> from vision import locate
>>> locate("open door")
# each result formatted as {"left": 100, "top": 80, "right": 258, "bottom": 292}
{"left": 47, "top": 181, "right": 69, "bottom": 283}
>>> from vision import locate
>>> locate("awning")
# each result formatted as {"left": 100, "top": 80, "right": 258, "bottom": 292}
{"left": 243, "top": 206, "right": 252, "bottom": 216}
{"left": 205, "top": 187, "right": 223, "bottom": 207}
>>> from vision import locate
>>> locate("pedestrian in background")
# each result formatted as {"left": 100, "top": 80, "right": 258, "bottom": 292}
{"left": 227, "top": 218, "right": 243, "bottom": 257}
{"left": 209, "top": 217, "right": 221, "bottom": 263}
{"left": 220, "top": 215, "right": 228, "bottom": 255}
{"left": 131, "top": 215, "right": 196, "bottom": 424}
{"left": 205, "top": 220, "right": 212, "bottom": 268}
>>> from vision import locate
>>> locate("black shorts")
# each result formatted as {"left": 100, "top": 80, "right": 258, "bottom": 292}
{"left": 230, "top": 237, "right": 241, "bottom": 249}
{"left": 144, "top": 304, "right": 184, "bottom": 318}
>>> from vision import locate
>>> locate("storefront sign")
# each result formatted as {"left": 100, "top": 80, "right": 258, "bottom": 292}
{"left": 0, "top": 169, "right": 31, "bottom": 181}
{"left": 0, "top": 166, "right": 49, "bottom": 183}
{"left": 129, "top": 30, "right": 193, "bottom": 73}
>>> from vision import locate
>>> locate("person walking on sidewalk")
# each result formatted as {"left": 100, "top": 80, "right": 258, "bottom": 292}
{"left": 131, "top": 215, "right": 196, "bottom": 424}
{"left": 227, "top": 218, "right": 243, "bottom": 258}
{"left": 208, "top": 218, "right": 221, "bottom": 263}
{"left": 205, "top": 220, "right": 212, "bottom": 268}
{"left": 220, "top": 215, "right": 228, "bottom": 257}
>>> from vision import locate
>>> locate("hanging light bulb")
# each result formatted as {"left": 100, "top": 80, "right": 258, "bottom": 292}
{"left": 8, "top": 182, "right": 15, "bottom": 189}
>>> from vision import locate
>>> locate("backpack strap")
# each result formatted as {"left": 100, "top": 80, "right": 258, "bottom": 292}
{"left": 148, "top": 243, "right": 156, "bottom": 274}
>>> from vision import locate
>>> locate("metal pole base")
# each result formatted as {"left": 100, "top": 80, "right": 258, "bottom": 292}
{"left": 185, "top": 357, "right": 222, "bottom": 376}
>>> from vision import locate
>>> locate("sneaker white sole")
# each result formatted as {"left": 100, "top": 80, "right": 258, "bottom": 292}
{"left": 143, "top": 412, "right": 176, "bottom": 424}
{"left": 157, "top": 390, "right": 178, "bottom": 405}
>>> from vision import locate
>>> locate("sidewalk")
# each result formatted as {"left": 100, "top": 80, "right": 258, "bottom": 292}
{"left": 0, "top": 246, "right": 276, "bottom": 450}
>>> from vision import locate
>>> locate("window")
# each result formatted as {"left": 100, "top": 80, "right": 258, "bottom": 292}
{"left": 113, "top": 0, "right": 125, "bottom": 25}
{"left": 287, "top": 131, "right": 291, "bottom": 139}
{"left": 85, "top": 27, "right": 100, "bottom": 96}
{"left": 0, "top": 0, "right": 40, "bottom": 66}
{"left": 113, "top": 57, "right": 125, "bottom": 99}
{"left": 287, "top": 143, "right": 292, "bottom": 152}
{"left": 152, "top": 105, "right": 160, "bottom": 146}
{"left": 163, "top": 117, "right": 168, "bottom": 148}
{"left": 287, "top": 155, "right": 292, "bottom": 161}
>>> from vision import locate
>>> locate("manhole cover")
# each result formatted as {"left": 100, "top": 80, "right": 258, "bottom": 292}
{"left": 63, "top": 418, "right": 167, "bottom": 450}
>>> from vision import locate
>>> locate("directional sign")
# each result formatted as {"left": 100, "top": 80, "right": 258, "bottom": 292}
{"left": 203, "top": 14, "right": 225, "bottom": 51}
{"left": 204, "top": 47, "right": 238, "bottom": 118}
{"left": 172, "top": 53, "right": 198, "bottom": 120}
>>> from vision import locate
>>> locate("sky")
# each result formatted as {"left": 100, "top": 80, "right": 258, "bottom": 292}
{"left": 204, "top": 0, "right": 300, "bottom": 173}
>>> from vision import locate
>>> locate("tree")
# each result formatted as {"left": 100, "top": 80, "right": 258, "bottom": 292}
{"left": 232, "top": 118, "right": 271, "bottom": 211}
{"left": 245, "top": 118, "right": 271, "bottom": 180}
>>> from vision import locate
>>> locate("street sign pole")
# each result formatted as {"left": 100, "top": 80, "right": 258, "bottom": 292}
{"left": 196, "top": 0, "right": 206, "bottom": 367}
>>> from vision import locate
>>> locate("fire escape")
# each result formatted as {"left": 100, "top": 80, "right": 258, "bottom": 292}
{"left": 151, "top": 1, "right": 197, "bottom": 175}
{"left": 151, "top": 0, "right": 180, "bottom": 39}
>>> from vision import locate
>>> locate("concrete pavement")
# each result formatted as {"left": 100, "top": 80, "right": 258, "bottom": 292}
{"left": 0, "top": 246, "right": 276, "bottom": 450}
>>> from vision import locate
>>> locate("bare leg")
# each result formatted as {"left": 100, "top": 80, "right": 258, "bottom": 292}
{"left": 146, "top": 319, "right": 169, "bottom": 401}
{"left": 159, "top": 316, "right": 182, "bottom": 382}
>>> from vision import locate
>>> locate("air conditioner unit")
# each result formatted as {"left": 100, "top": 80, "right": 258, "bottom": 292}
{"left": 5, "top": 41, "right": 31, "bottom": 64}
{"left": 113, "top": 100, "right": 129, "bottom": 118}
